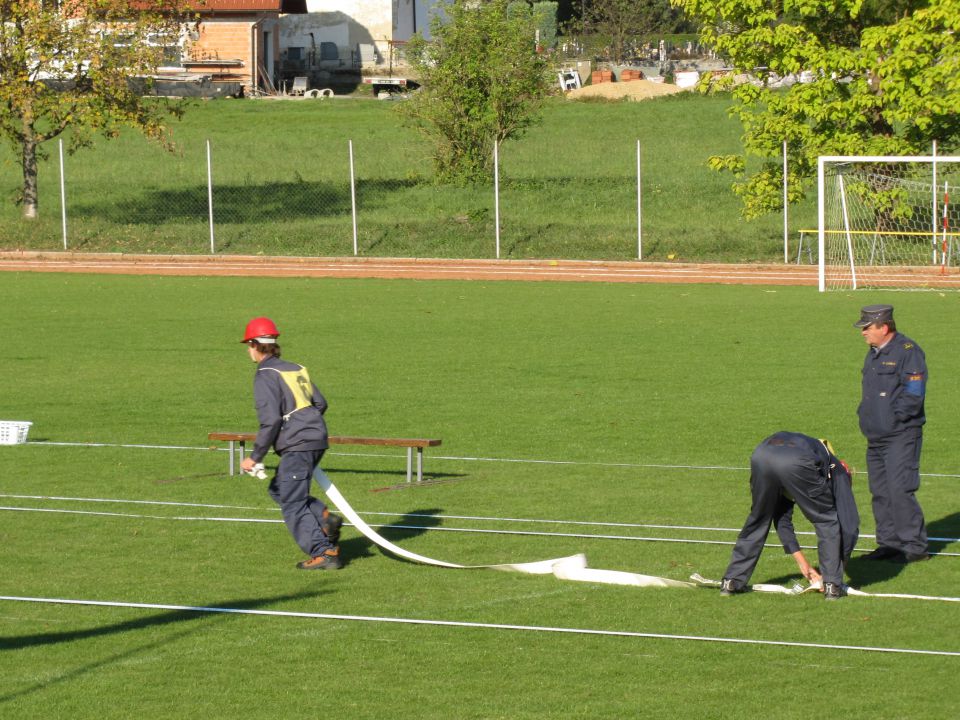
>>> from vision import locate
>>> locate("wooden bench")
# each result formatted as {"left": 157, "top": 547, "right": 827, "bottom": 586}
{"left": 208, "top": 432, "right": 442, "bottom": 483}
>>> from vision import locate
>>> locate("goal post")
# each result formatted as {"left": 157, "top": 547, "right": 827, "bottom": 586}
{"left": 817, "top": 155, "right": 960, "bottom": 291}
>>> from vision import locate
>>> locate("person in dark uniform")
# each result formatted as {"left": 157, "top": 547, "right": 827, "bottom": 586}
{"left": 239, "top": 317, "right": 344, "bottom": 570}
{"left": 720, "top": 432, "right": 859, "bottom": 600}
{"left": 854, "top": 304, "right": 929, "bottom": 563}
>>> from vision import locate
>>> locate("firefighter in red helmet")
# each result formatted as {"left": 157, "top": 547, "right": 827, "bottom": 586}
{"left": 240, "top": 317, "right": 343, "bottom": 570}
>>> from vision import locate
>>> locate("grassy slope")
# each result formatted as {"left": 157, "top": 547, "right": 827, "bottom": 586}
{"left": 0, "top": 273, "right": 958, "bottom": 718}
{"left": 0, "top": 95, "right": 815, "bottom": 261}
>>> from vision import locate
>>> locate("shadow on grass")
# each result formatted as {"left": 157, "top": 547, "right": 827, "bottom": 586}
{"left": 67, "top": 178, "right": 421, "bottom": 225}
{"left": 64, "top": 175, "right": 632, "bottom": 228}
{"left": 325, "top": 466, "right": 465, "bottom": 481}
{"left": 927, "top": 511, "right": 960, "bottom": 556}
{"left": 340, "top": 507, "right": 443, "bottom": 565}
{"left": 0, "top": 591, "right": 324, "bottom": 651}
{"left": 325, "top": 468, "right": 467, "bottom": 492}
{"left": 846, "top": 556, "right": 903, "bottom": 588}
{"left": 753, "top": 512, "right": 959, "bottom": 591}
{"left": 845, "top": 510, "right": 960, "bottom": 588}
{"left": 0, "top": 590, "right": 325, "bottom": 703}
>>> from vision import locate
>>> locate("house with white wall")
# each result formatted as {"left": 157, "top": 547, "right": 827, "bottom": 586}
{"left": 148, "top": 0, "right": 436, "bottom": 94}
{"left": 278, "top": 0, "right": 436, "bottom": 76}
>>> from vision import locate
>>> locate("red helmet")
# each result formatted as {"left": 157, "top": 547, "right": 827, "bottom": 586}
{"left": 242, "top": 317, "right": 280, "bottom": 343}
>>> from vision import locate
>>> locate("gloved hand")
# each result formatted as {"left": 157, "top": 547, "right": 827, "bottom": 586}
{"left": 244, "top": 462, "right": 267, "bottom": 480}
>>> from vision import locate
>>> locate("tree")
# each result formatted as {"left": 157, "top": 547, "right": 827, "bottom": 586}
{"left": 0, "top": 1, "right": 192, "bottom": 219}
{"left": 671, "top": 0, "right": 960, "bottom": 218}
{"left": 400, "top": 0, "right": 552, "bottom": 185}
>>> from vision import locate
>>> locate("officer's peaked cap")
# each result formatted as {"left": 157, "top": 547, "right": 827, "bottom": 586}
{"left": 854, "top": 304, "right": 894, "bottom": 328}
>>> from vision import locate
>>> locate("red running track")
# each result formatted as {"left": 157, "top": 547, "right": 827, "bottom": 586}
{"left": 3, "top": 251, "right": 959, "bottom": 287}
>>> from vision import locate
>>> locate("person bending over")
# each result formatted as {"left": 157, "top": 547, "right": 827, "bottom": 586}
{"left": 720, "top": 432, "right": 859, "bottom": 600}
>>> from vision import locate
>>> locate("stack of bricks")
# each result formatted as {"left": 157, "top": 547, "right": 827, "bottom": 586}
{"left": 620, "top": 68, "right": 644, "bottom": 82}
{"left": 591, "top": 69, "right": 614, "bottom": 84}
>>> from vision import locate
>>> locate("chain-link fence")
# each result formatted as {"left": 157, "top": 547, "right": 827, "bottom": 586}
{"left": 0, "top": 123, "right": 794, "bottom": 261}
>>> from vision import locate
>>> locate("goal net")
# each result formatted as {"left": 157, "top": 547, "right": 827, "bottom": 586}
{"left": 818, "top": 155, "right": 960, "bottom": 291}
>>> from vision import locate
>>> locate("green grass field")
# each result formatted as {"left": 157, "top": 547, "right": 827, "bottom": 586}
{"left": 1, "top": 272, "right": 959, "bottom": 718}
{"left": 0, "top": 94, "right": 811, "bottom": 261}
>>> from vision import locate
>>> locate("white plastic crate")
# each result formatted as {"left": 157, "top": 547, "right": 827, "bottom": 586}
{"left": 0, "top": 421, "right": 32, "bottom": 445}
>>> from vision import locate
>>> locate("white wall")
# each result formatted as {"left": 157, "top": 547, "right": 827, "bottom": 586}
{"left": 280, "top": 0, "right": 436, "bottom": 68}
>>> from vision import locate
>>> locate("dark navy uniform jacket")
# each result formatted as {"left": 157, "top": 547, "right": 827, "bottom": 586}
{"left": 772, "top": 433, "right": 860, "bottom": 562}
{"left": 858, "top": 332, "right": 927, "bottom": 441}
{"left": 250, "top": 355, "right": 329, "bottom": 462}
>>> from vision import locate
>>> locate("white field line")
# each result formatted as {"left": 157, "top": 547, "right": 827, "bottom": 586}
{"left": 27, "top": 440, "right": 752, "bottom": 471}
{"left": 23, "top": 441, "right": 960, "bottom": 479}
{"left": 3, "top": 492, "right": 960, "bottom": 544}
{"left": 437, "top": 454, "right": 960, "bottom": 480}
{"left": 0, "top": 504, "right": 750, "bottom": 546}
{"left": 3, "top": 493, "right": 960, "bottom": 544}
{"left": 0, "top": 595, "right": 957, "bottom": 657}
{"left": 0, "top": 493, "right": 262, "bottom": 510}
{"left": 4, "top": 498, "right": 959, "bottom": 599}
{"left": 2, "top": 498, "right": 957, "bottom": 555}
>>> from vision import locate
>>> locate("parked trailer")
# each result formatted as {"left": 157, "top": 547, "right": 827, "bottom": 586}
{"left": 361, "top": 76, "right": 420, "bottom": 96}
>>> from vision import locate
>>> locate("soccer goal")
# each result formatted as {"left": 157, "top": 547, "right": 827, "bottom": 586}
{"left": 817, "top": 155, "right": 960, "bottom": 291}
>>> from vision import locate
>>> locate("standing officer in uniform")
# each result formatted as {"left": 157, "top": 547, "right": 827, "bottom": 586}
{"left": 720, "top": 432, "right": 859, "bottom": 600}
{"left": 239, "top": 317, "right": 344, "bottom": 570}
{"left": 854, "top": 304, "right": 929, "bottom": 563}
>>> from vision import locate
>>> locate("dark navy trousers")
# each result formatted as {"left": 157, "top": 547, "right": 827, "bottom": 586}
{"left": 725, "top": 437, "right": 844, "bottom": 586}
{"left": 268, "top": 448, "right": 334, "bottom": 557}
{"left": 866, "top": 427, "right": 927, "bottom": 555}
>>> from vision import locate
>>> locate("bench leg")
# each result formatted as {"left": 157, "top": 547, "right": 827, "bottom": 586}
{"left": 228, "top": 440, "right": 236, "bottom": 476}
{"left": 417, "top": 447, "right": 424, "bottom": 483}
{"left": 406, "top": 447, "right": 413, "bottom": 483}
{"left": 238, "top": 441, "right": 247, "bottom": 475}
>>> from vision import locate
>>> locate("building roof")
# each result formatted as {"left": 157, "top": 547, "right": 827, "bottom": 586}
{"left": 185, "top": 0, "right": 306, "bottom": 12}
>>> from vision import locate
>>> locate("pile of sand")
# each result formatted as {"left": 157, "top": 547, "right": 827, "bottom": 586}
{"left": 565, "top": 78, "right": 686, "bottom": 101}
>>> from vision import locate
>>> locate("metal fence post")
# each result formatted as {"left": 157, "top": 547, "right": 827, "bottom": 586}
{"left": 350, "top": 140, "right": 358, "bottom": 256}
{"left": 932, "top": 139, "right": 939, "bottom": 263}
{"left": 637, "top": 140, "right": 642, "bottom": 260}
{"left": 207, "top": 139, "right": 215, "bottom": 254}
{"left": 58, "top": 139, "right": 68, "bottom": 250}
{"left": 783, "top": 140, "right": 789, "bottom": 262}
{"left": 494, "top": 140, "right": 501, "bottom": 259}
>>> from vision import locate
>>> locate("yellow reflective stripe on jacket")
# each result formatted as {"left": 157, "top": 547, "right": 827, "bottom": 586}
{"left": 260, "top": 366, "right": 314, "bottom": 419}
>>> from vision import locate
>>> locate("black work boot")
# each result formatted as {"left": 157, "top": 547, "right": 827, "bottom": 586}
{"left": 860, "top": 546, "right": 901, "bottom": 561}
{"left": 720, "top": 578, "right": 746, "bottom": 596}
{"left": 823, "top": 582, "right": 847, "bottom": 600}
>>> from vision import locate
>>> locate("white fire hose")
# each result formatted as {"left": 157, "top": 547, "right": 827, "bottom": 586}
{"left": 314, "top": 469, "right": 960, "bottom": 602}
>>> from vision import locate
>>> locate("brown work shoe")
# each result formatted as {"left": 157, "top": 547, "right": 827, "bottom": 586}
{"left": 296, "top": 549, "right": 342, "bottom": 570}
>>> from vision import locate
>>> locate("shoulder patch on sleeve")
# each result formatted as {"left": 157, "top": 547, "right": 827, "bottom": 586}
{"left": 905, "top": 375, "right": 926, "bottom": 397}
